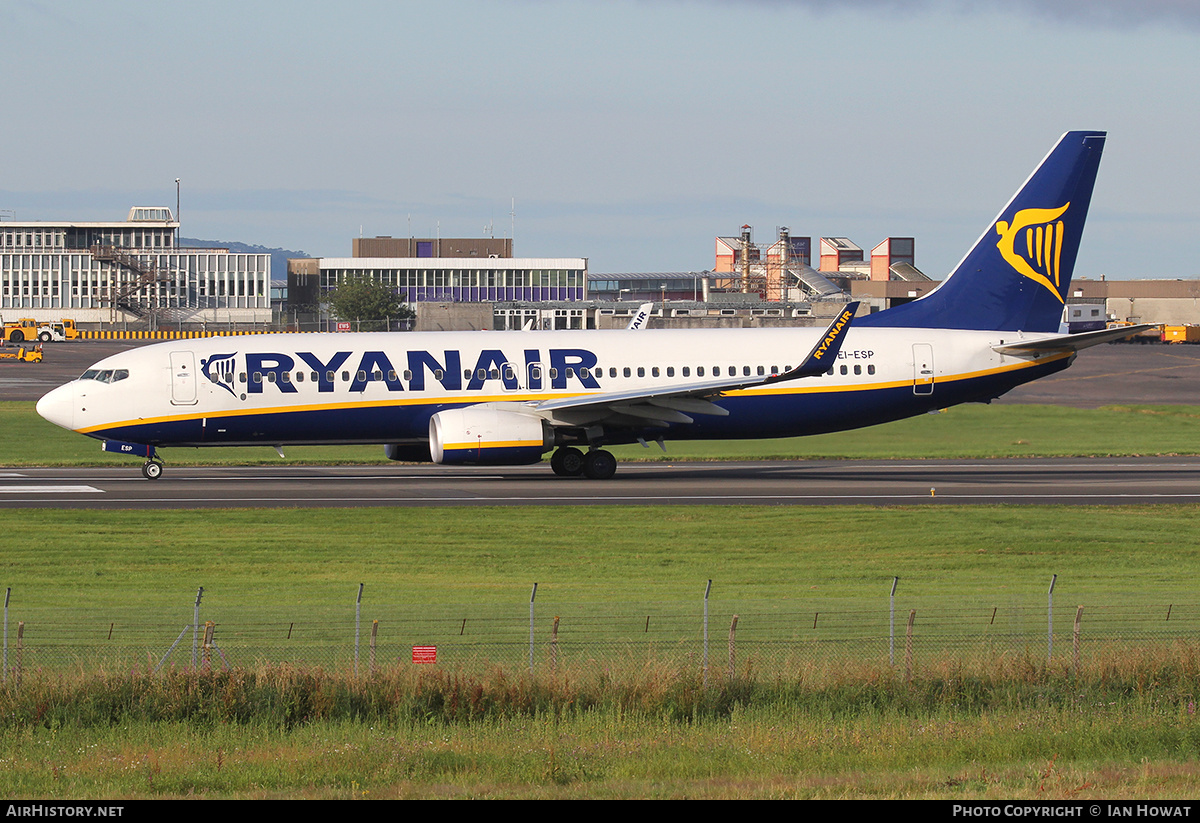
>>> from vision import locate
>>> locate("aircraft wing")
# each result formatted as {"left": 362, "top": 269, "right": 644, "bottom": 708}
{"left": 535, "top": 303, "right": 858, "bottom": 426}
{"left": 992, "top": 324, "right": 1160, "bottom": 354}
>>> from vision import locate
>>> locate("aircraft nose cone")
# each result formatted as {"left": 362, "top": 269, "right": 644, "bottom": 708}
{"left": 36, "top": 383, "right": 75, "bottom": 431}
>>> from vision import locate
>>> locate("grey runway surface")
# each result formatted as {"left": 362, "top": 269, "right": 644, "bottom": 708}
{"left": 4, "top": 457, "right": 1200, "bottom": 509}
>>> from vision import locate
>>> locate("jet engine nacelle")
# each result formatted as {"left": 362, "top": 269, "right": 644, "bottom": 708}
{"left": 429, "top": 407, "right": 551, "bottom": 466}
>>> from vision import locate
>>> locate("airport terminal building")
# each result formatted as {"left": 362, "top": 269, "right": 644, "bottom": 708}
{"left": 0, "top": 208, "right": 271, "bottom": 325}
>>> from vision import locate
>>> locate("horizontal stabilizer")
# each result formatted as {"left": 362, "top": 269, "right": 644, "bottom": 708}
{"left": 992, "top": 324, "right": 1159, "bottom": 354}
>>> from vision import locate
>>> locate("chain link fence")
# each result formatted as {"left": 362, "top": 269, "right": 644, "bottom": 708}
{"left": 6, "top": 581, "right": 1200, "bottom": 683}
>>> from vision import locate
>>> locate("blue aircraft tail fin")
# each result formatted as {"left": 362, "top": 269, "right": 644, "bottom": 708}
{"left": 859, "top": 130, "right": 1106, "bottom": 332}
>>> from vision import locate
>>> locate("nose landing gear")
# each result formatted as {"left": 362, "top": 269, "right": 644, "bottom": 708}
{"left": 102, "top": 440, "right": 165, "bottom": 480}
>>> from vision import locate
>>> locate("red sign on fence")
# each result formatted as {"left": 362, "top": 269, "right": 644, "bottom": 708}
{"left": 412, "top": 646, "right": 437, "bottom": 664}
{"left": 336, "top": 322, "right": 351, "bottom": 332}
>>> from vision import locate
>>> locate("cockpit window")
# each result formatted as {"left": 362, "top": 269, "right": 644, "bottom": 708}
{"left": 79, "top": 369, "right": 129, "bottom": 384}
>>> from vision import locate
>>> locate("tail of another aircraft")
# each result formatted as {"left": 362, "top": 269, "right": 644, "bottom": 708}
{"left": 859, "top": 130, "right": 1106, "bottom": 332}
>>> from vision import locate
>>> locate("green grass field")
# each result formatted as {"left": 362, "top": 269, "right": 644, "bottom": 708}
{"left": 6, "top": 400, "right": 1200, "bottom": 798}
{"left": 5, "top": 506, "right": 1200, "bottom": 798}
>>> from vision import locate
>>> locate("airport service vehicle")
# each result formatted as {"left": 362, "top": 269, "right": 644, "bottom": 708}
{"left": 49, "top": 319, "right": 80, "bottom": 340}
{"left": 0, "top": 343, "right": 42, "bottom": 363}
{"left": 37, "top": 131, "right": 1149, "bottom": 480}
{"left": 2, "top": 317, "right": 77, "bottom": 342}
{"left": 4, "top": 318, "right": 39, "bottom": 343}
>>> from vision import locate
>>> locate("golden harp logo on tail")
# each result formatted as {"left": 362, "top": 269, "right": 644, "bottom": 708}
{"left": 994, "top": 203, "right": 1070, "bottom": 303}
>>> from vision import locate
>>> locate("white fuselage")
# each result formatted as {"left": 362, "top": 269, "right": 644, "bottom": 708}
{"left": 36, "top": 326, "right": 1068, "bottom": 450}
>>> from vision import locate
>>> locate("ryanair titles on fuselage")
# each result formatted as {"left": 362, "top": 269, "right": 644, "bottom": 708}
{"left": 201, "top": 347, "right": 604, "bottom": 399}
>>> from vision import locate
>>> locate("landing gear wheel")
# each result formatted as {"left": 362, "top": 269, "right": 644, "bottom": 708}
{"left": 141, "top": 460, "right": 164, "bottom": 480}
{"left": 551, "top": 447, "right": 586, "bottom": 477}
{"left": 582, "top": 449, "right": 617, "bottom": 480}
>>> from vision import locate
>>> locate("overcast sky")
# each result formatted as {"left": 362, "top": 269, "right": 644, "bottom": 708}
{"left": 3, "top": 0, "right": 1198, "bottom": 278}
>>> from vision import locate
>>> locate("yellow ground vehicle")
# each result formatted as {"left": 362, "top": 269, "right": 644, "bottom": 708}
{"left": 1163, "top": 324, "right": 1200, "bottom": 344}
{"left": 1107, "top": 319, "right": 1164, "bottom": 343}
{"left": 3, "top": 318, "right": 40, "bottom": 342}
{"left": 58, "top": 319, "right": 79, "bottom": 340}
{"left": 0, "top": 343, "right": 42, "bottom": 362}
{"left": 2, "top": 317, "right": 78, "bottom": 342}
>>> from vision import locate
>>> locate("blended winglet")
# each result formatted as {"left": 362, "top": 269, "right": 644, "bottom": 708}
{"left": 766, "top": 301, "right": 859, "bottom": 383}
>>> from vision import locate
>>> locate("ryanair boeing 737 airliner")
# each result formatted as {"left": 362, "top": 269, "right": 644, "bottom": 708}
{"left": 37, "top": 131, "right": 1145, "bottom": 480}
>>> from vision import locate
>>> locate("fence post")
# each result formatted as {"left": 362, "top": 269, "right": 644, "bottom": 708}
{"left": 3, "top": 587, "right": 9, "bottom": 683}
{"left": 1073, "top": 606, "right": 1083, "bottom": 676}
{"left": 703, "top": 580, "right": 712, "bottom": 687}
{"left": 905, "top": 609, "right": 916, "bottom": 683}
{"left": 529, "top": 583, "right": 537, "bottom": 674}
{"left": 193, "top": 587, "right": 204, "bottom": 670}
{"left": 1048, "top": 574, "right": 1057, "bottom": 662}
{"left": 370, "top": 620, "right": 379, "bottom": 673}
{"left": 728, "top": 615, "right": 739, "bottom": 679}
{"left": 889, "top": 577, "right": 898, "bottom": 667}
{"left": 202, "top": 621, "right": 215, "bottom": 670}
{"left": 551, "top": 616, "right": 560, "bottom": 672}
{"left": 15, "top": 621, "right": 23, "bottom": 688}
{"left": 354, "top": 583, "right": 363, "bottom": 676}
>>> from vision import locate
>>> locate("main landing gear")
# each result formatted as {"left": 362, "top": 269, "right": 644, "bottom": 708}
{"left": 550, "top": 446, "right": 617, "bottom": 480}
{"left": 141, "top": 459, "right": 164, "bottom": 480}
